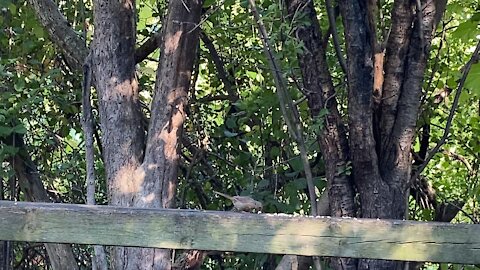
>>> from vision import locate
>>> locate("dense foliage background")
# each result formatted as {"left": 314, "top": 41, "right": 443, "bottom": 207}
{"left": 1, "top": 0, "right": 479, "bottom": 268}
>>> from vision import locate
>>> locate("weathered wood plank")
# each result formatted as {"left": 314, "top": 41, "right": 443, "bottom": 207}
{"left": 0, "top": 201, "right": 478, "bottom": 263}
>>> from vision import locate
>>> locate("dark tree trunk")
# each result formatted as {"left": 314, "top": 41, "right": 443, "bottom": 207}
{"left": 286, "top": 0, "right": 444, "bottom": 269}
{"left": 286, "top": 1, "right": 357, "bottom": 269}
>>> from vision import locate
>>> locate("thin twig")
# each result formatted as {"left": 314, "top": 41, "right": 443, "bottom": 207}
{"left": 446, "top": 201, "right": 478, "bottom": 224}
{"left": 325, "top": 0, "right": 347, "bottom": 75}
{"left": 82, "top": 54, "right": 96, "bottom": 207}
{"left": 248, "top": 0, "right": 317, "bottom": 216}
{"left": 411, "top": 40, "right": 480, "bottom": 184}
{"left": 188, "top": 0, "right": 227, "bottom": 34}
{"left": 82, "top": 54, "right": 108, "bottom": 270}
{"left": 200, "top": 31, "right": 237, "bottom": 101}
{"left": 444, "top": 150, "right": 474, "bottom": 174}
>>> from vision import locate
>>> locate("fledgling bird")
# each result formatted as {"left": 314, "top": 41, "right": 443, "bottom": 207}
{"left": 213, "top": 191, "right": 263, "bottom": 212}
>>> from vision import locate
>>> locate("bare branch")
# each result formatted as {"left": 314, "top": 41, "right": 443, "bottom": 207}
{"left": 411, "top": 40, "right": 480, "bottom": 183}
{"left": 444, "top": 150, "right": 474, "bottom": 174}
{"left": 415, "top": 0, "right": 425, "bottom": 54}
{"left": 248, "top": 0, "right": 317, "bottom": 216}
{"left": 82, "top": 54, "right": 108, "bottom": 270}
{"left": 135, "top": 32, "right": 162, "bottom": 63}
{"left": 200, "top": 31, "right": 238, "bottom": 101}
{"left": 325, "top": 0, "right": 347, "bottom": 75}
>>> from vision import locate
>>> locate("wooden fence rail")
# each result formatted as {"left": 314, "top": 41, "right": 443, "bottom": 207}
{"left": 0, "top": 201, "right": 479, "bottom": 264}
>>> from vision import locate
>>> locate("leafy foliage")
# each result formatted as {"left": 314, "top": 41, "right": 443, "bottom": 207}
{"left": 0, "top": 0, "right": 479, "bottom": 269}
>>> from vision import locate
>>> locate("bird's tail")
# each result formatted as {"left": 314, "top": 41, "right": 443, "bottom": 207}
{"left": 213, "top": 190, "right": 233, "bottom": 200}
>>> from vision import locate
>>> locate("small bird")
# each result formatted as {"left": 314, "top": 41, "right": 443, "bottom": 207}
{"left": 213, "top": 191, "right": 263, "bottom": 212}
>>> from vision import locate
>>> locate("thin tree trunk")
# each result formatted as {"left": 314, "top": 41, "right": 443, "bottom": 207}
{"left": 82, "top": 55, "right": 108, "bottom": 270}
{"left": 136, "top": 0, "right": 203, "bottom": 267}
{"left": 286, "top": 1, "right": 356, "bottom": 269}
{"left": 2, "top": 133, "right": 79, "bottom": 270}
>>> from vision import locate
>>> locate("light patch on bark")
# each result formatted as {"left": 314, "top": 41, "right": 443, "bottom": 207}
{"left": 165, "top": 31, "right": 183, "bottom": 54}
{"left": 104, "top": 78, "right": 138, "bottom": 99}
{"left": 159, "top": 123, "right": 181, "bottom": 161}
{"left": 141, "top": 193, "right": 157, "bottom": 204}
{"left": 123, "top": 0, "right": 133, "bottom": 10}
{"left": 373, "top": 52, "right": 385, "bottom": 106}
{"left": 154, "top": 88, "right": 186, "bottom": 161}
{"left": 115, "top": 164, "right": 142, "bottom": 194}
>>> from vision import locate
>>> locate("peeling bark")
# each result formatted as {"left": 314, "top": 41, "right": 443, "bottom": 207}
{"left": 339, "top": 0, "right": 388, "bottom": 220}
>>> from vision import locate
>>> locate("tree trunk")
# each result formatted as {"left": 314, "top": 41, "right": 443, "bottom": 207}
{"left": 286, "top": 0, "right": 356, "bottom": 269}
{"left": 286, "top": 0, "right": 444, "bottom": 269}
{"left": 29, "top": 0, "right": 202, "bottom": 267}
{"left": 339, "top": 0, "right": 439, "bottom": 269}
{"left": 91, "top": 0, "right": 202, "bottom": 268}
{"left": 2, "top": 133, "right": 79, "bottom": 270}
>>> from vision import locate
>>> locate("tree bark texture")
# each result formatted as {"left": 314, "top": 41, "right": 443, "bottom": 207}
{"left": 286, "top": 1, "right": 357, "bottom": 269}
{"left": 286, "top": 0, "right": 443, "bottom": 269}
{"left": 28, "top": 0, "right": 202, "bottom": 268}
{"left": 27, "top": 0, "right": 446, "bottom": 269}
{"left": 91, "top": 0, "right": 202, "bottom": 268}
{"left": 341, "top": 0, "right": 438, "bottom": 269}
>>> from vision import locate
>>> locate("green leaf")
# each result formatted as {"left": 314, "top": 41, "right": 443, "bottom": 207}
{"left": 452, "top": 19, "right": 479, "bottom": 42}
{"left": 203, "top": 0, "right": 215, "bottom": 7}
{"left": 269, "top": 146, "right": 280, "bottom": 158}
{"left": 257, "top": 179, "right": 269, "bottom": 188}
{"left": 8, "top": 3, "right": 16, "bottom": 15}
{"left": 32, "top": 25, "right": 44, "bottom": 39}
{"left": 289, "top": 157, "right": 303, "bottom": 172}
{"left": 0, "top": 126, "right": 13, "bottom": 137}
{"left": 0, "top": 144, "right": 19, "bottom": 157}
{"left": 246, "top": 70, "right": 257, "bottom": 80}
{"left": 465, "top": 63, "right": 480, "bottom": 95}
{"left": 12, "top": 124, "right": 27, "bottom": 134}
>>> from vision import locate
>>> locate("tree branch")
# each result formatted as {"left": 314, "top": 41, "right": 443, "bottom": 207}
{"left": 339, "top": 0, "right": 383, "bottom": 217}
{"left": 411, "top": 40, "right": 480, "bottom": 183}
{"left": 378, "top": 0, "right": 414, "bottom": 151}
{"left": 325, "top": 0, "right": 347, "bottom": 75}
{"left": 285, "top": 0, "right": 355, "bottom": 222}
{"left": 82, "top": 55, "right": 108, "bottom": 270}
{"left": 200, "top": 31, "right": 238, "bottom": 101}
{"left": 249, "top": 0, "right": 317, "bottom": 216}
{"left": 28, "top": 0, "right": 88, "bottom": 71}
{"left": 135, "top": 32, "right": 162, "bottom": 63}
{"left": 2, "top": 133, "right": 78, "bottom": 270}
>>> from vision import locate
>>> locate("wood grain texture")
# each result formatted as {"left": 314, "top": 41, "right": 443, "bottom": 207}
{"left": 0, "top": 201, "right": 478, "bottom": 264}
